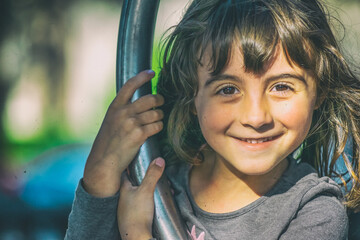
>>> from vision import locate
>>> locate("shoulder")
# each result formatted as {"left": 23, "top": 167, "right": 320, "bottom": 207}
{"left": 279, "top": 191, "right": 348, "bottom": 240}
{"left": 276, "top": 160, "right": 348, "bottom": 239}
{"left": 279, "top": 159, "right": 343, "bottom": 201}
{"left": 271, "top": 158, "right": 346, "bottom": 214}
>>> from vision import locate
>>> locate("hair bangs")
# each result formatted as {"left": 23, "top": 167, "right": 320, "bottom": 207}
{"left": 198, "top": 1, "right": 280, "bottom": 76}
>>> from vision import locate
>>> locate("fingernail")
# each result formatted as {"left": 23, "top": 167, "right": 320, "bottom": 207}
{"left": 154, "top": 157, "right": 165, "bottom": 167}
{"left": 147, "top": 69, "right": 155, "bottom": 75}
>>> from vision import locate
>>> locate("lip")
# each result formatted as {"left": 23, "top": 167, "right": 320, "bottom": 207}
{"left": 233, "top": 134, "right": 283, "bottom": 151}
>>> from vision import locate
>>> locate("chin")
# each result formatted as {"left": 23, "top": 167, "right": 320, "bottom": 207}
{"left": 235, "top": 157, "right": 287, "bottom": 176}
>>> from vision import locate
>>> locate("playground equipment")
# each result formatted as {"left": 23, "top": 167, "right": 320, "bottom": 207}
{"left": 116, "top": 0, "right": 188, "bottom": 239}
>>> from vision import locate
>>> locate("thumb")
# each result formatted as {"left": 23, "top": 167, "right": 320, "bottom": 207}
{"left": 140, "top": 157, "right": 165, "bottom": 193}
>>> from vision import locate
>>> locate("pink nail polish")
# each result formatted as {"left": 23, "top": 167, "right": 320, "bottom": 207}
{"left": 154, "top": 157, "right": 165, "bottom": 167}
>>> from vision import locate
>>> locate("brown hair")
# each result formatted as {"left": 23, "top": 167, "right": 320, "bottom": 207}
{"left": 157, "top": 0, "right": 360, "bottom": 211}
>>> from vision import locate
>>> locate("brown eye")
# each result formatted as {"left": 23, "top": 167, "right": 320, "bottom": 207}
{"left": 270, "top": 83, "right": 294, "bottom": 97}
{"left": 274, "top": 84, "right": 290, "bottom": 91}
{"left": 219, "top": 86, "right": 239, "bottom": 95}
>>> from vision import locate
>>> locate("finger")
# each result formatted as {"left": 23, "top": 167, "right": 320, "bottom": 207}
{"left": 126, "top": 121, "right": 164, "bottom": 145}
{"left": 116, "top": 120, "right": 163, "bottom": 155}
{"left": 131, "top": 94, "right": 164, "bottom": 114}
{"left": 121, "top": 109, "right": 163, "bottom": 133}
{"left": 114, "top": 70, "right": 155, "bottom": 106}
{"left": 139, "top": 158, "right": 165, "bottom": 194}
{"left": 135, "top": 109, "right": 164, "bottom": 125}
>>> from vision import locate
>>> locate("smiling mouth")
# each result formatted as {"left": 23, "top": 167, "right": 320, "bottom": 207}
{"left": 238, "top": 135, "right": 281, "bottom": 144}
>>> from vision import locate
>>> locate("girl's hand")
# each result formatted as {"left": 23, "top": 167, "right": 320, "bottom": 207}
{"left": 118, "top": 157, "right": 165, "bottom": 240}
{"left": 83, "top": 70, "right": 164, "bottom": 197}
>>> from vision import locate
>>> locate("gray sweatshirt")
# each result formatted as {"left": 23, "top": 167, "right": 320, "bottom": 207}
{"left": 65, "top": 158, "right": 348, "bottom": 239}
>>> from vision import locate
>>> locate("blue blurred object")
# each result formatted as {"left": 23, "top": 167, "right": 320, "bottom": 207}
{"left": 0, "top": 144, "right": 90, "bottom": 240}
{"left": 19, "top": 144, "right": 90, "bottom": 209}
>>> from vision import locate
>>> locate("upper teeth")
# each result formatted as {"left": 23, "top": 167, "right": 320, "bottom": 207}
{"left": 241, "top": 137, "right": 273, "bottom": 143}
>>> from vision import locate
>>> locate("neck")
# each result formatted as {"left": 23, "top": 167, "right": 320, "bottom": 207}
{"left": 190, "top": 149, "right": 288, "bottom": 213}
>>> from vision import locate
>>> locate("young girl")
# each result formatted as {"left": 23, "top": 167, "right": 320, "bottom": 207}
{"left": 66, "top": 0, "right": 360, "bottom": 239}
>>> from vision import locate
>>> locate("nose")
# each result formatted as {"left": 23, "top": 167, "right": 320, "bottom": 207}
{"left": 240, "top": 95, "right": 273, "bottom": 130}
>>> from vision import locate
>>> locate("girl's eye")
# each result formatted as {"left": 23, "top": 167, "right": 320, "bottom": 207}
{"left": 217, "top": 86, "right": 239, "bottom": 95}
{"left": 271, "top": 83, "right": 293, "bottom": 93}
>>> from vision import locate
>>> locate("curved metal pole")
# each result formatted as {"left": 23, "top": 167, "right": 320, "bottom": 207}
{"left": 116, "top": 1, "right": 188, "bottom": 239}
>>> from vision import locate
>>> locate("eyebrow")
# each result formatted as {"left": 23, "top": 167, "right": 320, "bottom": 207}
{"left": 204, "top": 73, "right": 307, "bottom": 87}
{"left": 204, "top": 74, "right": 240, "bottom": 87}
{"left": 266, "top": 73, "right": 307, "bottom": 85}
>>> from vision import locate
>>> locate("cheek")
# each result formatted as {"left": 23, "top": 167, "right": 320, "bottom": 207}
{"left": 196, "top": 102, "right": 233, "bottom": 135}
{"left": 275, "top": 100, "right": 314, "bottom": 135}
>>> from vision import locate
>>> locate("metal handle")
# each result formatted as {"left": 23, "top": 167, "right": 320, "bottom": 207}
{"left": 116, "top": 0, "right": 188, "bottom": 239}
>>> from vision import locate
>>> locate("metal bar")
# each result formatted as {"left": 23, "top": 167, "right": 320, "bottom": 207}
{"left": 116, "top": 0, "right": 188, "bottom": 239}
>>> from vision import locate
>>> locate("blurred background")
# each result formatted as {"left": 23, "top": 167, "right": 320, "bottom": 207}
{"left": 0, "top": 0, "right": 359, "bottom": 239}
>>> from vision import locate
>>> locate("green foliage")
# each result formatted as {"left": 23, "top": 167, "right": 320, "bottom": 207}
{"left": 152, "top": 40, "right": 162, "bottom": 94}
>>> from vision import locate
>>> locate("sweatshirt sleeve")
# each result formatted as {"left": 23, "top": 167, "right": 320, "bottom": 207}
{"left": 279, "top": 194, "right": 348, "bottom": 240}
{"left": 64, "top": 179, "right": 121, "bottom": 240}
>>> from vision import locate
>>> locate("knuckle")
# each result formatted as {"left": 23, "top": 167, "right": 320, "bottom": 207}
{"left": 151, "top": 110, "right": 160, "bottom": 120}
{"left": 124, "top": 117, "right": 137, "bottom": 129}
{"left": 156, "top": 109, "right": 164, "bottom": 119}
{"left": 114, "top": 107, "right": 128, "bottom": 119}
{"left": 119, "top": 109, "right": 130, "bottom": 120}
{"left": 149, "top": 121, "right": 163, "bottom": 134}
{"left": 121, "top": 121, "right": 137, "bottom": 135}
{"left": 107, "top": 105, "right": 128, "bottom": 122}
{"left": 132, "top": 127, "right": 146, "bottom": 141}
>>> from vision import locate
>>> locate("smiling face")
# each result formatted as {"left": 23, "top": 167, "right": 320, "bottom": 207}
{"left": 194, "top": 45, "right": 318, "bottom": 176}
